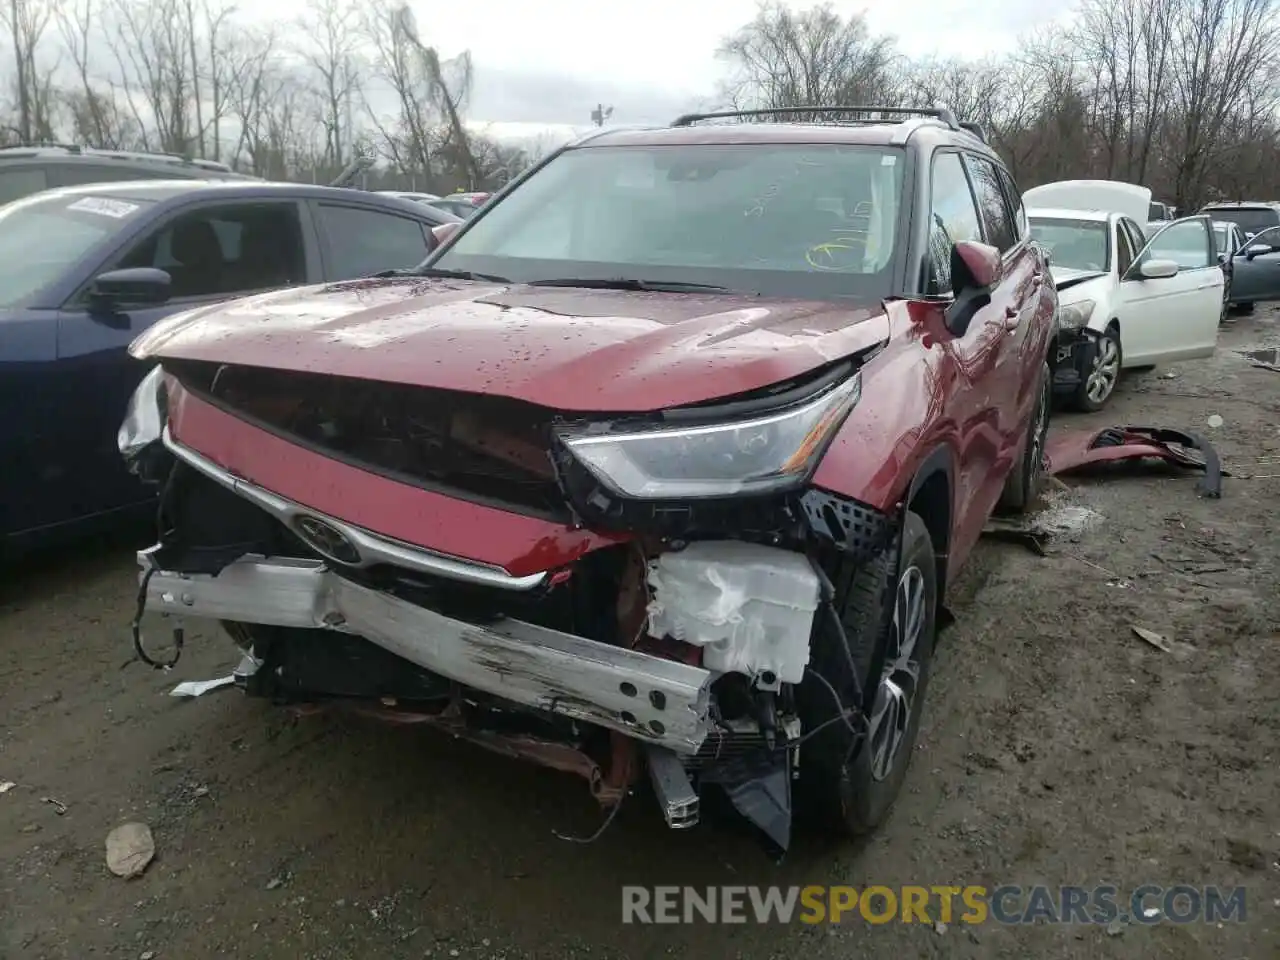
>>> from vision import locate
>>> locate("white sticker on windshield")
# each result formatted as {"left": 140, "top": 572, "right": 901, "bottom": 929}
{"left": 881, "top": 155, "right": 897, "bottom": 166}
{"left": 67, "top": 196, "right": 140, "bottom": 218}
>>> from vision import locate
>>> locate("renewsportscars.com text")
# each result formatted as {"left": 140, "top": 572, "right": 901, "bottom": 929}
{"left": 621, "top": 884, "right": 1248, "bottom": 925}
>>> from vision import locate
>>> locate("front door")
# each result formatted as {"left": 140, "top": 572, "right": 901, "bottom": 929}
{"left": 1115, "top": 215, "right": 1221, "bottom": 364}
{"left": 1229, "top": 225, "right": 1280, "bottom": 304}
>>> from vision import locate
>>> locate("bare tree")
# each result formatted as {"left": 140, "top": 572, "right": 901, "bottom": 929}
{"left": 717, "top": 2, "right": 902, "bottom": 110}
{"left": 2, "top": 0, "right": 55, "bottom": 142}
{"left": 296, "top": 0, "right": 361, "bottom": 170}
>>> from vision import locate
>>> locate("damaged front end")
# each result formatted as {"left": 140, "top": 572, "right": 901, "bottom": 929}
{"left": 120, "top": 351, "right": 897, "bottom": 852}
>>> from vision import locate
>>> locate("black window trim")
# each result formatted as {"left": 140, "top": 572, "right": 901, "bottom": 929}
{"left": 64, "top": 195, "right": 317, "bottom": 309}
{"left": 312, "top": 199, "right": 438, "bottom": 281}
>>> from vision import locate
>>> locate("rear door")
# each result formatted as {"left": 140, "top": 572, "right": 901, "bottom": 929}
{"left": 54, "top": 197, "right": 321, "bottom": 519}
{"left": 1115, "top": 215, "right": 1221, "bottom": 363}
{"left": 1228, "top": 224, "right": 1280, "bottom": 304}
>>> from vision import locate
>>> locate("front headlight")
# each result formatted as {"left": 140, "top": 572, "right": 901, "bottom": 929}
{"left": 557, "top": 372, "right": 862, "bottom": 499}
{"left": 117, "top": 364, "right": 168, "bottom": 460}
{"left": 1058, "top": 299, "right": 1096, "bottom": 330}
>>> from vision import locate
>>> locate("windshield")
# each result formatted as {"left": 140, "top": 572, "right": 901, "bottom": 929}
{"left": 433, "top": 143, "right": 905, "bottom": 298}
{"left": 0, "top": 192, "right": 154, "bottom": 307}
{"left": 1029, "top": 217, "right": 1110, "bottom": 272}
{"left": 1206, "top": 207, "right": 1279, "bottom": 236}
{"left": 1213, "top": 226, "right": 1230, "bottom": 253}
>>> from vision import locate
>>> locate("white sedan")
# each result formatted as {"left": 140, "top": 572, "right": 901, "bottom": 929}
{"left": 1023, "top": 180, "right": 1223, "bottom": 411}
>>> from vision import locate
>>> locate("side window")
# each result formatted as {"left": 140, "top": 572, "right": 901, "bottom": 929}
{"left": 317, "top": 204, "right": 431, "bottom": 280}
{"left": 116, "top": 202, "right": 306, "bottom": 300}
{"left": 0, "top": 168, "right": 49, "bottom": 204}
{"left": 1115, "top": 222, "right": 1135, "bottom": 276}
{"left": 996, "top": 166, "right": 1028, "bottom": 241}
{"left": 1144, "top": 219, "right": 1214, "bottom": 270}
{"left": 925, "top": 152, "right": 983, "bottom": 294}
{"left": 965, "top": 156, "right": 1017, "bottom": 253}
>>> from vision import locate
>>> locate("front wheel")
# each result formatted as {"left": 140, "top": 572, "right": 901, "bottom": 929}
{"left": 1071, "top": 327, "right": 1121, "bottom": 412}
{"left": 799, "top": 510, "right": 938, "bottom": 838}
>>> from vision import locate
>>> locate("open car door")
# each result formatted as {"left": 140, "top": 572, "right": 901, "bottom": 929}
{"left": 1115, "top": 215, "right": 1222, "bottom": 364}
{"left": 1228, "top": 224, "right": 1280, "bottom": 305}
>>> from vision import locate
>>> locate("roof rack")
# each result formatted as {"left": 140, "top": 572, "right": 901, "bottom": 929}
{"left": 671, "top": 105, "right": 961, "bottom": 129}
{"left": 957, "top": 121, "right": 986, "bottom": 143}
{"left": 0, "top": 142, "right": 233, "bottom": 172}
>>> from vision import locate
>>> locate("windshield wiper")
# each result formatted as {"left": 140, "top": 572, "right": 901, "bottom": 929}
{"left": 524, "top": 277, "right": 735, "bottom": 293}
{"left": 374, "top": 266, "right": 511, "bottom": 281}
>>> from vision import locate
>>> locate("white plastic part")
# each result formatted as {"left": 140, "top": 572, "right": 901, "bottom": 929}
{"left": 645, "top": 542, "right": 821, "bottom": 687}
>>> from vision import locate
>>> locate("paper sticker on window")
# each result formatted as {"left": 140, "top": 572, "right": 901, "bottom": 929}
{"left": 881, "top": 155, "right": 897, "bottom": 167}
{"left": 67, "top": 196, "right": 140, "bottom": 218}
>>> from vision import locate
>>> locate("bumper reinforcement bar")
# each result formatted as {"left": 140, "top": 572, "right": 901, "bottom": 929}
{"left": 137, "top": 550, "right": 713, "bottom": 755}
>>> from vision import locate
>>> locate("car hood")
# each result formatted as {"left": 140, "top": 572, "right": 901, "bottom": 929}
{"left": 1050, "top": 265, "right": 1109, "bottom": 291}
{"left": 130, "top": 277, "right": 891, "bottom": 412}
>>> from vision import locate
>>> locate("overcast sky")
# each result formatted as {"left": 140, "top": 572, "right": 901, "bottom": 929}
{"left": 249, "top": 0, "right": 1079, "bottom": 143}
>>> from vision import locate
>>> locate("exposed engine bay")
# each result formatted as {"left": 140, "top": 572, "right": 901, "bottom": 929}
{"left": 124, "top": 359, "right": 898, "bottom": 855}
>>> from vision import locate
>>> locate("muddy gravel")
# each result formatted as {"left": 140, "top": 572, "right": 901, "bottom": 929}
{"left": 2, "top": 316, "right": 1278, "bottom": 960}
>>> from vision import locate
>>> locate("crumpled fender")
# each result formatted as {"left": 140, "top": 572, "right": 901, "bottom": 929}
{"left": 1045, "top": 425, "right": 1224, "bottom": 498}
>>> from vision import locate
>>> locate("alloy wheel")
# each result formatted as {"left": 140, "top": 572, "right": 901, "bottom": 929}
{"left": 867, "top": 565, "right": 927, "bottom": 782}
{"left": 1086, "top": 336, "right": 1120, "bottom": 404}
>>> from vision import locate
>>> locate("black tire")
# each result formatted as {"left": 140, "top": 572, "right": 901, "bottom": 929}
{"left": 1238, "top": 301, "right": 1255, "bottom": 314}
{"left": 798, "top": 510, "right": 938, "bottom": 838}
{"left": 999, "top": 360, "right": 1051, "bottom": 513}
{"left": 1070, "top": 327, "right": 1121, "bottom": 412}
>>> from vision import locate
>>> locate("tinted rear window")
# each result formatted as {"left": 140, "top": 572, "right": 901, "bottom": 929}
{"left": 1204, "top": 207, "right": 1280, "bottom": 234}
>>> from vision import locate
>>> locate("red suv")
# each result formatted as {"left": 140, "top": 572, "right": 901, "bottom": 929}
{"left": 120, "top": 106, "right": 1056, "bottom": 852}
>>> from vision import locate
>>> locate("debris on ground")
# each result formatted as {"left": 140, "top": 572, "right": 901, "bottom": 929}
{"left": 0, "top": 781, "right": 15, "bottom": 794}
{"left": 1131, "top": 625, "right": 1173, "bottom": 653}
{"left": 981, "top": 500, "right": 1104, "bottom": 556}
{"left": 1240, "top": 347, "right": 1280, "bottom": 372}
{"left": 41, "top": 796, "right": 67, "bottom": 815}
{"left": 1046, "top": 426, "right": 1224, "bottom": 498}
{"left": 169, "top": 676, "right": 236, "bottom": 698}
{"left": 105, "top": 822, "right": 156, "bottom": 878}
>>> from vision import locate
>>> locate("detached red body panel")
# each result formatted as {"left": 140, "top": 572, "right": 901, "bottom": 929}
{"left": 167, "top": 383, "right": 624, "bottom": 576}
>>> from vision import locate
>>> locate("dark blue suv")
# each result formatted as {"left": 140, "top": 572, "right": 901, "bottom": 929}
{"left": 1, "top": 179, "right": 459, "bottom": 553}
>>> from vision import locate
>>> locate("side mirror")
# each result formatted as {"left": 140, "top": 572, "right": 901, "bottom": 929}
{"left": 944, "top": 240, "right": 1002, "bottom": 335}
{"left": 1138, "top": 258, "right": 1179, "bottom": 280}
{"left": 1246, "top": 244, "right": 1271, "bottom": 259}
{"left": 431, "top": 222, "right": 462, "bottom": 248}
{"left": 90, "top": 267, "right": 172, "bottom": 307}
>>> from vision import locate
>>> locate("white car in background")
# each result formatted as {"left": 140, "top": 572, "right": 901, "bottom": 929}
{"left": 1023, "top": 180, "right": 1223, "bottom": 411}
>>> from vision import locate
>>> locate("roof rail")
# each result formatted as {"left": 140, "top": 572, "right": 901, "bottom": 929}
{"left": 0, "top": 142, "right": 235, "bottom": 171}
{"left": 671, "top": 105, "right": 961, "bottom": 129}
{"left": 957, "top": 121, "right": 987, "bottom": 143}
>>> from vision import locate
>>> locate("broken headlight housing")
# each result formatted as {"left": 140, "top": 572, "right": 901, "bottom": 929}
{"left": 1058, "top": 299, "right": 1096, "bottom": 330}
{"left": 557, "top": 371, "right": 862, "bottom": 499}
{"left": 117, "top": 363, "right": 168, "bottom": 462}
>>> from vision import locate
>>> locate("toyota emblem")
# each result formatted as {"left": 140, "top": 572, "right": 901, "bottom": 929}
{"left": 293, "top": 515, "right": 362, "bottom": 565}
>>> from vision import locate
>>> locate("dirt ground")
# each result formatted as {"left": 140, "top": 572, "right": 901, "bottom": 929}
{"left": 2, "top": 314, "right": 1278, "bottom": 960}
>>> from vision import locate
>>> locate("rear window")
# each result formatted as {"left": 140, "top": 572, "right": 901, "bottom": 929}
{"left": 0, "top": 192, "right": 154, "bottom": 307}
{"left": 1204, "top": 206, "right": 1280, "bottom": 235}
